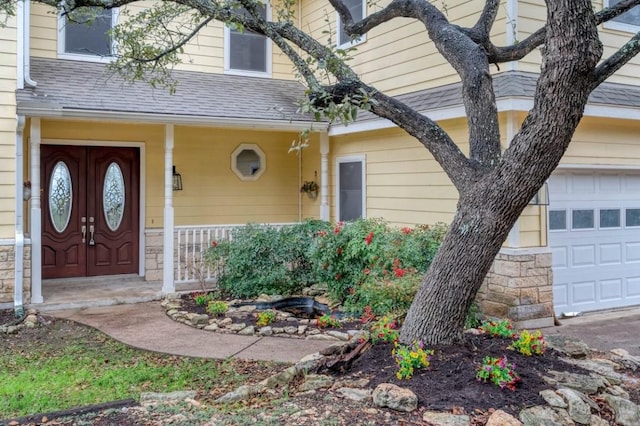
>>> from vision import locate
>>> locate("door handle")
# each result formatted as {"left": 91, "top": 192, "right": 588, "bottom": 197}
{"left": 89, "top": 225, "right": 95, "bottom": 246}
{"left": 81, "top": 225, "right": 87, "bottom": 243}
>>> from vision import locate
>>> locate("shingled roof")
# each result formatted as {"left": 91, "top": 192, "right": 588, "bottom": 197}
{"left": 16, "top": 58, "right": 314, "bottom": 124}
{"left": 17, "top": 58, "right": 640, "bottom": 129}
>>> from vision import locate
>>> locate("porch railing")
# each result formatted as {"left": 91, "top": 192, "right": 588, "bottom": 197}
{"left": 174, "top": 223, "right": 297, "bottom": 283}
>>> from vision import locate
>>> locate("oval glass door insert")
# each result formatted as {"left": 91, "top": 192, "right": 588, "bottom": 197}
{"left": 103, "top": 162, "right": 125, "bottom": 231}
{"left": 49, "top": 161, "right": 73, "bottom": 233}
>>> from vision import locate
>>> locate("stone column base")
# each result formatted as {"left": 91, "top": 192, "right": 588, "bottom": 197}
{"left": 477, "top": 248, "right": 554, "bottom": 329}
{"left": 0, "top": 244, "right": 31, "bottom": 306}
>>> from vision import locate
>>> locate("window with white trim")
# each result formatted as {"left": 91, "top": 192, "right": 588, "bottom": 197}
{"left": 224, "top": 2, "right": 271, "bottom": 76}
{"left": 58, "top": 7, "right": 117, "bottom": 61}
{"left": 231, "top": 144, "right": 266, "bottom": 181}
{"left": 604, "top": 0, "right": 640, "bottom": 32}
{"left": 337, "top": 0, "right": 366, "bottom": 47}
{"left": 336, "top": 155, "right": 366, "bottom": 221}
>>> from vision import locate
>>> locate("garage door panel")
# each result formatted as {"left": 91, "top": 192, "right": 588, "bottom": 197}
{"left": 553, "top": 283, "right": 569, "bottom": 308}
{"left": 600, "top": 243, "right": 622, "bottom": 265}
{"left": 552, "top": 246, "right": 568, "bottom": 268}
{"left": 571, "top": 245, "right": 596, "bottom": 267}
{"left": 550, "top": 171, "right": 640, "bottom": 314}
{"left": 572, "top": 281, "right": 596, "bottom": 304}
{"left": 600, "top": 279, "right": 623, "bottom": 301}
{"left": 626, "top": 243, "right": 640, "bottom": 263}
{"left": 628, "top": 278, "right": 640, "bottom": 298}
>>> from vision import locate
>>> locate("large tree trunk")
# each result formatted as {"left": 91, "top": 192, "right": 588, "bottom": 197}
{"left": 400, "top": 0, "right": 603, "bottom": 346}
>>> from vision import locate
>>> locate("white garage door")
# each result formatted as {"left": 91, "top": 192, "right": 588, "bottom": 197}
{"left": 549, "top": 172, "right": 640, "bottom": 315}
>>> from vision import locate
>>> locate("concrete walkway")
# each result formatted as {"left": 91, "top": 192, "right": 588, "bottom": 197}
{"left": 49, "top": 301, "right": 640, "bottom": 362}
{"left": 50, "top": 301, "right": 334, "bottom": 363}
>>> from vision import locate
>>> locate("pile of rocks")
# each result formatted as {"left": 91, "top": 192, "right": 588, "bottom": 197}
{"left": 216, "top": 335, "right": 640, "bottom": 426}
{"left": 161, "top": 297, "right": 367, "bottom": 342}
{"left": 0, "top": 309, "right": 40, "bottom": 334}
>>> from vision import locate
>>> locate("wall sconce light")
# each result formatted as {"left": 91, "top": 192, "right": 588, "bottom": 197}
{"left": 172, "top": 166, "right": 183, "bottom": 191}
{"left": 529, "top": 182, "right": 549, "bottom": 206}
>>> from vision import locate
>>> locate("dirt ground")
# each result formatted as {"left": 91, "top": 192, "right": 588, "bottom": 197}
{"left": 2, "top": 309, "right": 639, "bottom": 425}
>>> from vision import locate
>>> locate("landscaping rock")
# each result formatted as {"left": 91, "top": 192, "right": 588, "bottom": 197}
{"left": 238, "top": 325, "right": 255, "bottom": 335}
{"left": 295, "top": 352, "right": 325, "bottom": 371}
{"left": 306, "top": 334, "right": 340, "bottom": 341}
{"left": 556, "top": 388, "right": 591, "bottom": 425}
{"left": 372, "top": 383, "right": 417, "bottom": 413}
{"left": 421, "top": 411, "right": 470, "bottom": 426}
{"left": 605, "top": 385, "right": 630, "bottom": 399}
{"left": 336, "top": 387, "right": 372, "bottom": 402}
{"left": 272, "top": 327, "right": 285, "bottom": 334}
{"left": 326, "top": 330, "right": 350, "bottom": 341}
{"left": 190, "top": 314, "right": 210, "bottom": 326}
{"left": 218, "top": 317, "right": 233, "bottom": 326}
{"left": 237, "top": 305, "right": 256, "bottom": 312}
{"left": 204, "top": 323, "right": 219, "bottom": 331}
{"left": 297, "top": 325, "right": 307, "bottom": 334}
{"left": 284, "top": 326, "right": 298, "bottom": 334}
{"left": 519, "top": 405, "right": 573, "bottom": 426}
{"left": 260, "top": 366, "right": 298, "bottom": 389}
{"left": 545, "top": 335, "right": 590, "bottom": 358}
{"left": 539, "top": 389, "right": 568, "bottom": 408}
{"left": 561, "top": 358, "right": 622, "bottom": 385}
{"left": 330, "top": 378, "right": 370, "bottom": 390}
{"left": 604, "top": 394, "right": 640, "bottom": 426}
{"left": 542, "top": 370, "right": 606, "bottom": 394}
{"left": 590, "top": 415, "right": 609, "bottom": 426}
{"left": 258, "top": 326, "right": 273, "bottom": 336}
{"left": 611, "top": 348, "right": 640, "bottom": 371}
{"left": 227, "top": 323, "right": 247, "bottom": 332}
{"left": 300, "top": 374, "right": 334, "bottom": 391}
{"left": 215, "top": 385, "right": 257, "bottom": 403}
{"left": 485, "top": 409, "right": 522, "bottom": 426}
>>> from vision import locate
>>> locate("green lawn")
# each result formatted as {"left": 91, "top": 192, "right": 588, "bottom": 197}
{"left": 0, "top": 320, "right": 278, "bottom": 418}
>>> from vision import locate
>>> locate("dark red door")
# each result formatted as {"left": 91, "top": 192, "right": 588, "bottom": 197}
{"left": 41, "top": 145, "right": 139, "bottom": 279}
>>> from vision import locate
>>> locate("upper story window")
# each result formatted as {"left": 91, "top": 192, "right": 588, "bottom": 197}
{"left": 224, "top": 2, "right": 272, "bottom": 77}
{"left": 337, "top": 0, "right": 366, "bottom": 47}
{"left": 604, "top": 0, "right": 640, "bottom": 32}
{"left": 58, "top": 7, "right": 117, "bottom": 61}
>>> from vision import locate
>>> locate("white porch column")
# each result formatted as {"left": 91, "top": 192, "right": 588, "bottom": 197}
{"left": 162, "top": 124, "right": 175, "bottom": 294}
{"left": 319, "top": 132, "right": 330, "bottom": 221}
{"left": 30, "top": 118, "right": 43, "bottom": 303}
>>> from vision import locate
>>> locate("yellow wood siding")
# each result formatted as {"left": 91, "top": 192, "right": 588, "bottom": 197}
{"left": 562, "top": 117, "right": 640, "bottom": 166}
{"left": 518, "top": 0, "right": 640, "bottom": 84}
{"left": 301, "top": 0, "right": 508, "bottom": 96}
{"left": 329, "top": 120, "right": 469, "bottom": 227}
{"left": 38, "top": 120, "right": 305, "bottom": 226}
{"left": 0, "top": 17, "right": 17, "bottom": 238}
{"left": 172, "top": 126, "right": 302, "bottom": 224}
{"left": 29, "top": 1, "right": 294, "bottom": 79}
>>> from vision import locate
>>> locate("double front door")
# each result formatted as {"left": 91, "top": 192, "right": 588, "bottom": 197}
{"left": 41, "top": 145, "right": 140, "bottom": 279}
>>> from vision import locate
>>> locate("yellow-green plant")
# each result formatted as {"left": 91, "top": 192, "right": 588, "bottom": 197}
{"left": 206, "top": 300, "right": 228, "bottom": 316}
{"left": 256, "top": 310, "right": 276, "bottom": 327}
{"left": 392, "top": 341, "right": 433, "bottom": 379}
{"left": 509, "top": 330, "right": 547, "bottom": 356}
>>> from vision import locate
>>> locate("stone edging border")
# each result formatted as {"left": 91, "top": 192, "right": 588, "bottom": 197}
{"left": 161, "top": 297, "right": 368, "bottom": 343}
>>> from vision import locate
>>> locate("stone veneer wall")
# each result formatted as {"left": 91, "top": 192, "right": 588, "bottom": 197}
{"left": 476, "top": 249, "right": 554, "bottom": 329}
{"left": 0, "top": 244, "right": 31, "bottom": 305}
{"left": 145, "top": 230, "right": 164, "bottom": 281}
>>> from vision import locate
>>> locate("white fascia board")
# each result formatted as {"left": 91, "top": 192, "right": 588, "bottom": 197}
{"left": 329, "top": 97, "right": 640, "bottom": 136}
{"left": 18, "top": 106, "right": 329, "bottom": 132}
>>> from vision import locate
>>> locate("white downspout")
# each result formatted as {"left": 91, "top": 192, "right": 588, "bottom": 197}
{"left": 319, "top": 132, "right": 330, "bottom": 221}
{"left": 14, "top": 116, "right": 26, "bottom": 318}
{"left": 23, "top": 0, "right": 37, "bottom": 87}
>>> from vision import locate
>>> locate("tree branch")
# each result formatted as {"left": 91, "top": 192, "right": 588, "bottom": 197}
{"left": 485, "top": 0, "right": 640, "bottom": 63}
{"left": 593, "top": 32, "right": 640, "bottom": 86}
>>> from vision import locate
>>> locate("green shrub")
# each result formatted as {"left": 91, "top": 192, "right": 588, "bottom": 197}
{"left": 311, "top": 219, "right": 446, "bottom": 307}
{"left": 343, "top": 272, "right": 422, "bottom": 317}
{"left": 204, "top": 220, "right": 331, "bottom": 299}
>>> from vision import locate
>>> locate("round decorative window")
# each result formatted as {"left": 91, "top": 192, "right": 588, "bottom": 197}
{"left": 231, "top": 144, "right": 266, "bottom": 181}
